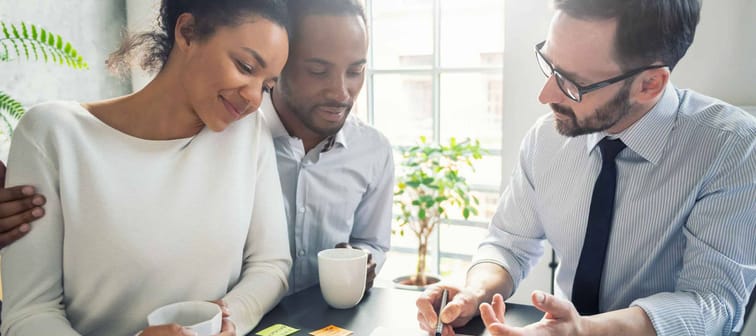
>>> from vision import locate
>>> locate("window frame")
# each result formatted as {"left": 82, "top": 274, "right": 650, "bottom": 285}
{"left": 364, "top": 0, "right": 505, "bottom": 275}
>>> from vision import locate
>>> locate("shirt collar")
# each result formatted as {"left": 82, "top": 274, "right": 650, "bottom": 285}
{"left": 260, "top": 92, "right": 290, "bottom": 139}
{"left": 260, "top": 92, "right": 349, "bottom": 151}
{"left": 586, "top": 82, "right": 679, "bottom": 164}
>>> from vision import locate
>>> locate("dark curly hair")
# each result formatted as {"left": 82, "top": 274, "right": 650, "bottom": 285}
{"left": 286, "top": 0, "right": 366, "bottom": 46}
{"left": 108, "top": 0, "right": 289, "bottom": 75}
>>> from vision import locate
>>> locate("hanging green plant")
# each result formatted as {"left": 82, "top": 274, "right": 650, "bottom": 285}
{"left": 0, "top": 21, "right": 88, "bottom": 135}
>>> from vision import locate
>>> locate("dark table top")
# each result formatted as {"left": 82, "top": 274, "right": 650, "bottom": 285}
{"left": 250, "top": 285, "right": 542, "bottom": 335}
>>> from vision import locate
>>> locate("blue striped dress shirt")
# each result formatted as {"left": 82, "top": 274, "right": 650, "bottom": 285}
{"left": 259, "top": 94, "right": 394, "bottom": 294}
{"left": 473, "top": 83, "right": 756, "bottom": 335}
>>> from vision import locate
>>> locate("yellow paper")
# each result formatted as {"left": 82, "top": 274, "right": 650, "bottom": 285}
{"left": 256, "top": 323, "right": 300, "bottom": 336}
{"left": 309, "top": 324, "right": 353, "bottom": 336}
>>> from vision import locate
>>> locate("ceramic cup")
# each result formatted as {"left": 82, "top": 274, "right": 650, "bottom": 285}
{"left": 318, "top": 248, "right": 368, "bottom": 309}
{"left": 147, "top": 301, "right": 222, "bottom": 336}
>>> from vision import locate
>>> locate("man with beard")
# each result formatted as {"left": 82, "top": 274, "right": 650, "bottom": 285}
{"left": 0, "top": 0, "right": 392, "bottom": 295}
{"left": 260, "top": 0, "right": 393, "bottom": 294}
{"left": 416, "top": 0, "right": 755, "bottom": 335}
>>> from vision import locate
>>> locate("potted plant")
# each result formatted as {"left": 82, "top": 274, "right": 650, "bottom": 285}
{"left": 1, "top": 21, "right": 88, "bottom": 134}
{"left": 393, "top": 136, "right": 484, "bottom": 289}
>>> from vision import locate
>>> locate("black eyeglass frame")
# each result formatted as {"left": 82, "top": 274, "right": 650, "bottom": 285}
{"left": 535, "top": 41, "right": 667, "bottom": 102}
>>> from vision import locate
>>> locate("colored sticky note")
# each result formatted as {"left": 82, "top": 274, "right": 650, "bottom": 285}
{"left": 256, "top": 323, "right": 300, "bottom": 336}
{"left": 309, "top": 324, "right": 353, "bottom": 336}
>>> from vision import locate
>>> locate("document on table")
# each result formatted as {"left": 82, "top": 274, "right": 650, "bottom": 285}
{"left": 369, "top": 326, "right": 474, "bottom": 336}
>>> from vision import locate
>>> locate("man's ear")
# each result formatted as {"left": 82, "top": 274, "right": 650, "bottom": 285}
{"left": 634, "top": 67, "right": 670, "bottom": 104}
{"left": 174, "top": 13, "right": 197, "bottom": 51}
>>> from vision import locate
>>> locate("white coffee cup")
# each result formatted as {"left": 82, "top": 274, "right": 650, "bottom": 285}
{"left": 147, "top": 301, "right": 222, "bottom": 336}
{"left": 318, "top": 248, "right": 368, "bottom": 309}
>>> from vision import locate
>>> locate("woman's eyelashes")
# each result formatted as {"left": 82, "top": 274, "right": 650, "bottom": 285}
{"left": 236, "top": 59, "right": 256, "bottom": 75}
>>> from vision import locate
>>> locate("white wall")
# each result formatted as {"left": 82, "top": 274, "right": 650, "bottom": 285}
{"left": 125, "top": 0, "right": 159, "bottom": 91}
{"left": 499, "top": 0, "right": 555, "bottom": 304}
{"left": 673, "top": 0, "right": 756, "bottom": 107}
{"left": 500, "top": 0, "right": 756, "bottom": 304}
{"left": 0, "top": 1, "right": 130, "bottom": 103}
{"left": 0, "top": 0, "right": 131, "bottom": 161}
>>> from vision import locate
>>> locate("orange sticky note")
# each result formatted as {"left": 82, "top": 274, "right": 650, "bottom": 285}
{"left": 309, "top": 324, "right": 353, "bottom": 336}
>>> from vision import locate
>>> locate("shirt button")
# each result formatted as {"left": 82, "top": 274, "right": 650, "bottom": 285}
{"left": 298, "top": 207, "right": 306, "bottom": 213}
{"left": 297, "top": 250, "right": 306, "bottom": 257}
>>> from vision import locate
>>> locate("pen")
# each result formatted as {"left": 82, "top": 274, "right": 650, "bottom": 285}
{"left": 435, "top": 289, "right": 448, "bottom": 336}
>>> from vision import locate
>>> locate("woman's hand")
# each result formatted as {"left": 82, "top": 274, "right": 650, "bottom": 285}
{"left": 210, "top": 299, "right": 236, "bottom": 336}
{"left": 138, "top": 325, "right": 198, "bottom": 336}
{"left": 138, "top": 300, "right": 235, "bottom": 336}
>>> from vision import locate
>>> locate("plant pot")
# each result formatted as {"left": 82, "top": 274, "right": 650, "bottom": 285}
{"left": 392, "top": 274, "right": 442, "bottom": 291}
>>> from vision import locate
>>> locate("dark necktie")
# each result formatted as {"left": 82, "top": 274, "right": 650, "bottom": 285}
{"left": 572, "top": 137, "right": 627, "bottom": 315}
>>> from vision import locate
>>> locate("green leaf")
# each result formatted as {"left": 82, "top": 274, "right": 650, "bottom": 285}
{"left": 1, "top": 22, "right": 10, "bottom": 38}
{"left": 0, "top": 91, "right": 25, "bottom": 134}
{"left": 394, "top": 136, "right": 486, "bottom": 238}
{"left": 0, "top": 21, "right": 88, "bottom": 69}
{"left": 21, "top": 39, "right": 29, "bottom": 59}
{"left": 6, "top": 38, "right": 21, "bottom": 61}
{"left": 11, "top": 24, "right": 20, "bottom": 38}
{"left": 0, "top": 42, "right": 8, "bottom": 61}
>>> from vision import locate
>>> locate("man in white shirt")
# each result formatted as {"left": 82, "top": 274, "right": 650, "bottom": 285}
{"left": 264, "top": 0, "right": 393, "bottom": 293}
{"left": 0, "top": 0, "right": 392, "bottom": 295}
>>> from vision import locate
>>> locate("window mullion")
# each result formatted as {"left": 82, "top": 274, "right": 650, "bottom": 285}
{"left": 366, "top": 0, "right": 375, "bottom": 124}
{"left": 432, "top": 0, "right": 442, "bottom": 277}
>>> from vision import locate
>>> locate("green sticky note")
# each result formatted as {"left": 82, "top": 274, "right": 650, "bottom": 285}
{"left": 257, "top": 323, "right": 300, "bottom": 336}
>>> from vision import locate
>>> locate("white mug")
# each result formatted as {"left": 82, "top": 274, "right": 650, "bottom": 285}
{"left": 147, "top": 301, "right": 222, "bottom": 336}
{"left": 318, "top": 248, "right": 368, "bottom": 309}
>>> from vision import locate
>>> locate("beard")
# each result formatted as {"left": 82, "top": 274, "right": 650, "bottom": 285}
{"left": 550, "top": 82, "right": 633, "bottom": 137}
{"left": 277, "top": 78, "right": 352, "bottom": 137}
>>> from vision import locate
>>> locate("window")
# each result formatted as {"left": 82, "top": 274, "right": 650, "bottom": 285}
{"left": 359, "top": 0, "right": 505, "bottom": 284}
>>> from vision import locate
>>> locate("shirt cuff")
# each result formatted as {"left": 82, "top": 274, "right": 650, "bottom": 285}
{"left": 631, "top": 292, "right": 706, "bottom": 335}
{"left": 470, "top": 244, "right": 525, "bottom": 295}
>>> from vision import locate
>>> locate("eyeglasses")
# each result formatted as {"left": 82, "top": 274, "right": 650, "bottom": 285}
{"left": 535, "top": 41, "right": 667, "bottom": 102}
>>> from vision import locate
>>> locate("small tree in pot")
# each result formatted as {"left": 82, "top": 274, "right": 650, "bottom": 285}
{"left": 394, "top": 136, "right": 484, "bottom": 287}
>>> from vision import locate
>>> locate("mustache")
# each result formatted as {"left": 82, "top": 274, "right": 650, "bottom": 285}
{"left": 315, "top": 100, "right": 351, "bottom": 109}
{"left": 550, "top": 103, "right": 574, "bottom": 117}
